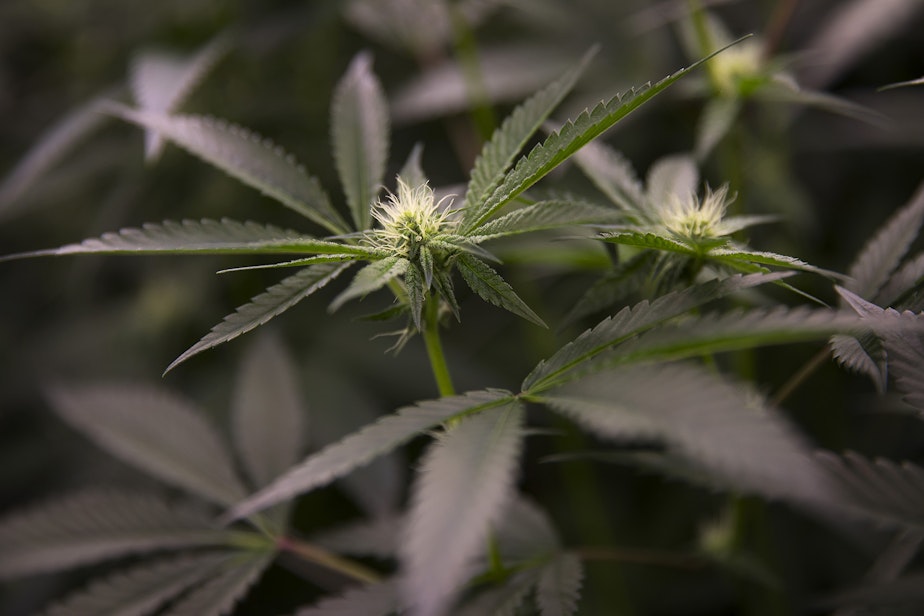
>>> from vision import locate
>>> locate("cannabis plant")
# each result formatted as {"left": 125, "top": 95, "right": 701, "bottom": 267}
{"left": 3, "top": 2, "right": 924, "bottom": 615}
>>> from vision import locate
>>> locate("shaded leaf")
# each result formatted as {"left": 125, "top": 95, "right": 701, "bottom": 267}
{"left": 830, "top": 333, "right": 887, "bottom": 392}
{"left": 167, "top": 262, "right": 350, "bottom": 373}
{"left": 0, "top": 490, "right": 230, "bottom": 578}
{"left": 457, "top": 253, "right": 546, "bottom": 327}
{"left": 107, "top": 106, "right": 349, "bottom": 233}
{"left": 456, "top": 570, "right": 536, "bottom": 616}
{"left": 815, "top": 451, "right": 924, "bottom": 531}
{"left": 398, "top": 143, "right": 427, "bottom": 188}
{"left": 231, "top": 334, "right": 306, "bottom": 489}
{"left": 2, "top": 219, "right": 365, "bottom": 262}
{"left": 644, "top": 154, "right": 698, "bottom": 211}
{"left": 130, "top": 34, "right": 230, "bottom": 161}
{"left": 523, "top": 272, "right": 791, "bottom": 392}
{"left": 878, "top": 252, "right": 924, "bottom": 308}
{"left": 709, "top": 248, "right": 829, "bottom": 275}
{"left": 695, "top": 97, "right": 741, "bottom": 160}
{"left": 224, "top": 389, "right": 515, "bottom": 522}
{"left": 309, "top": 515, "right": 403, "bottom": 559}
{"left": 405, "top": 261, "right": 425, "bottom": 329}
{"left": 401, "top": 402, "right": 525, "bottom": 616}
{"left": 536, "top": 552, "right": 584, "bottom": 616}
{"left": 293, "top": 580, "right": 399, "bottom": 616}
{"left": 599, "top": 230, "right": 696, "bottom": 256}
{"left": 540, "top": 364, "right": 835, "bottom": 506}
{"left": 571, "top": 139, "right": 644, "bottom": 211}
{"left": 846, "top": 181, "right": 924, "bottom": 302}
{"left": 0, "top": 94, "right": 111, "bottom": 218}
{"left": 329, "top": 256, "right": 407, "bottom": 312}
{"left": 332, "top": 51, "right": 389, "bottom": 230}
{"left": 42, "top": 551, "right": 235, "bottom": 616}
{"left": 562, "top": 251, "right": 656, "bottom": 325}
{"left": 162, "top": 551, "right": 274, "bottom": 616}
{"left": 462, "top": 49, "right": 595, "bottom": 226}
{"left": 463, "top": 42, "right": 743, "bottom": 232}
{"left": 47, "top": 384, "right": 247, "bottom": 507}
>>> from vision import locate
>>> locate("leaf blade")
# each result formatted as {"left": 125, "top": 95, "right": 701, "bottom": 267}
{"left": 401, "top": 402, "right": 525, "bottom": 616}
{"left": 223, "top": 389, "right": 515, "bottom": 522}
{"left": 167, "top": 262, "right": 350, "bottom": 373}
{"left": 332, "top": 51, "right": 389, "bottom": 230}
{"left": 456, "top": 253, "right": 546, "bottom": 327}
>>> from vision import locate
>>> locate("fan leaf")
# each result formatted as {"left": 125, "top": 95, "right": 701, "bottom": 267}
{"left": 130, "top": 34, "right": 230, "bottom": 161}
{"left": 846, "top": 180, "right": 924, "bottom": 301}
{"left": 523, "top": 272, "right": 790, "bottom": 392}
{"left": 167, "top": 262, "right": 350, "bottom": 373}
{"left": 2, "top": 218, "right": 368, "bottom": 261}
{"left": 469, "top": 199, "right": 622, "bottom": 241}
{"left": 456, "top": 253, "right": 547, "bottom": 327}
{"left": 231, "top": 334, "right": 306, "bottom": 490}
{"left": 107, "top": 106, "right": 350, "bottom": 233}
{"left": 329, "top": 256, "right": 408, "bottom": 312}
{"left": 401, "top": 401, "right": 525, "bottom": 616}
{"left": 539, "top": 363, "right": 836, "bottom": 506}
{"left": 223, "top": 389, "right": 515, "bottom": 522}
{"left": 332, "top": 51, "right": 389, "bottom": 231}
{"left": 162, "top": 550, "right": 274, "bottom": 616}
{"left": 536, "top": 552, "right": 584, "bottom": 616}
{"left": 463, "top": 41, "right": 745, "bottom": 232}
{"left": 571, "top": 139, "right": 644, "bottom": 211}
{"left": 293, "top": 580, "right": 399, "bottom": 616}
{"left": 0, "top": 490, "right": 230, "bottom": 578}
{"left": 461, "top": 49, "right": 596, "bottom": 227}
{"left": 47, "top": 383, "right": 248, "bottom": 507}
{"left": 42, "top": 551, "right": 237, "bottom": 616}
{"left": 309, "top": 515, "right": 403, "bottom": 559}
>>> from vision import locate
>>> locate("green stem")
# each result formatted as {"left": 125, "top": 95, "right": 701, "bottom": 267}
{"left": 278, "top": 536, "right": 382, "bottom": 585}
{"left": 423, "top": 297, "right": 456, "bottom": 397}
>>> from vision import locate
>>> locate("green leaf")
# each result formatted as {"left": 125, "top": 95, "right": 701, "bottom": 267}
{"left": 47, "top": 383, "right": 248, "bottom": 507}
{"left": 536, "top": 552, "right": 584, "bottom": 616}
{"left": 293, "top": 580, "right": 399, "bottom": 616}
{"left": 523, "top": 272, "right": 789, "bottom": 392}
{"left": 107, "top": 106, "right": 350, "bottom": 234}
{"left": 562, "top": 251, "right": 656, "bottom": 325}
{"left": 397, "top": 143, "right": 427, "bottom": 188}
{"left": 332, "top": 51, "right": 389, "bottom": 230}
{"left": 463, "top": 41, "right": 744, "bottom": 232}
{"left": 130, "top": 34, "right": 230, "bottom": 161}
{"left": 167, "top": 262, "right": 350, "bottom": 373}
{"left": 571, "top": 140, "right": 644, "bottom": 211}
{"left": 329, "top": 256, "right": 408, "bottom": 312}
{"left": 401, "top": 402, "right": 525, "bottom": 616}
{"left": 2, "top": 218, "right": 365, "bottom": 262}
{"left": 598, "top": 230, "right": 696, "bottom": 256}
{"left": 469, "top": 199, "right": 622, "bottom": 242}
{"left": 461, "top": 49, "right": 596, "bottom": 228}
{"left": 0, "top": 490, "right": 230, "bottom": 578}
{"left": 539, "top": 363, "right": 836, "bottom": 506}
{"left": 161, "top": 551, "right": 274, "bottom": 616}
{"left": 456, "top": 570, "right": 537, "bottom": 616}
{"left": 404, "top": 261, "right": 425, "bottom": 329}
{"left": 231, "top": 334, "right": 306, "bottom": 489}
{"left": 709, "top": 248, "right": 837, "bottom": 276}
{"left": 815, "top": 451, "right": 924, "bottom": 531}
{"left": 223, "top": 389, "right": 515, "bottom": 522}
{"left": 846, "top": 181, "right": 924, "bottom": 301}
{"left": 0, "top": 93, "right": 111, "bottom": 219}
{"left": 456, "top": 253, "right": 547, "bottom": 327}
{"left": 42, "top": 551, "right": 237, "bottom": 616}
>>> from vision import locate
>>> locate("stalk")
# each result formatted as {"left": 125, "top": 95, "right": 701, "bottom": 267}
{"left": 422, "top": 296, "right": 456, "bottom": 397}
{"left": 278, "top": 536, "right": 382, "bottom": 585}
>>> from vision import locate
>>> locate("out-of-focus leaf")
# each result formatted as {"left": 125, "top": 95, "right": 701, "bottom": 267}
{"left": 161, "top": 550, "right": 274, "bottom": 616}
{"left": 292, "top": 580, "right": 399, "bottom": 616}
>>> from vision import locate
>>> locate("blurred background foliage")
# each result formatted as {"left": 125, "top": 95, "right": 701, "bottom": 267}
{"left": 2, "top": 0, "right": 924, "bottom": 613}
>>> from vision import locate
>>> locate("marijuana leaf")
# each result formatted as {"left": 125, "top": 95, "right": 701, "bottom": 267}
{"left": 107, "top": 106, "right": 350, "bottom": 234}
{"left": 401, "top": 401, "right": 525, "bottom": 616}
{"left": 456, "top": 253, "right": 547, "bottom": 327}
{"left": 332, "top": 51, "right": 389, "bottom": 231}
{"left": 224, "top": 389, "right": 516, "bottom": 522}
{"left": 292, "top": 580, "right": 399, "bottom": 616}
{"left": 536, "top": 552, "right": 584, "bottom": 616}
{"left": 166, "top": 262, "right": 350, "bottom": 372}
{"left": 160, "top": 551, "right": 274, "bottom": 616}
{"left": 47, "top": 383, "right": 248, "bottom": 507}
{"left": 0, "top": 490, "right": 230, "bottom": 578}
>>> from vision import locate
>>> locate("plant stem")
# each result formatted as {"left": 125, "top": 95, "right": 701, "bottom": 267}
{"left": 423, "top": 297, "right": 456, "bottom": 397}
{"left": 770, "top": 345, "right": 830, "bottom": 407}
{"left": 278, "top": 536, "right": 382, "bottom": 585}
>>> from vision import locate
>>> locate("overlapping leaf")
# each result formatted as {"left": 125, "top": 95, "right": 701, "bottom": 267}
{"left": 329, "top": 256, "right": 408, "bottom": 312}
{"left": 47, "top": 383, "right": 248, "bottom": 507}
{"left": 107, "top": 106, "right": 350, "bottom": 233}
{"left": 293, "top": 580, "right": 399, "bottom": 616}
{"left": 536, "top": 552, "right": 584, "bottom": 616}
{"left": 401, "top": 402, "right": 525, "bottom": 616}
{"left": 167, "top": 262, "right": 350, "bottom": 373}
{"left": 0, "top": 491, "right": 229, "bottom": 578}
{"left": 162, "top": 551, "right": 274, "bottom": 616}
{"left": 469, "top": 199, "right": 622, "bottom": 241}
{"left": 457, "top": 253, "right": 546, "bottom": 327}
{"left": 224, "top": 389, "right": 515, "bottom": 522}
{"left": 463, "top": 41, "right": 745, "bottom": 233}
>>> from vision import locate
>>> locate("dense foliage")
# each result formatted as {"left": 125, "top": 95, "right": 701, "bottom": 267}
{"left": 2, "top": 1, "right": 924, "bottom": 614}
